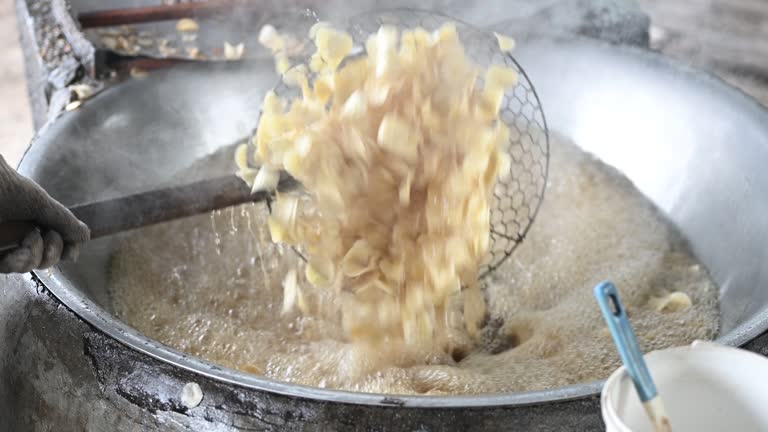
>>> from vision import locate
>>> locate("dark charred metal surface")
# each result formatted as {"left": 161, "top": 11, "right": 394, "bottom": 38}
{"left": 741, "top": 329, "right": 768, "bottom": 357}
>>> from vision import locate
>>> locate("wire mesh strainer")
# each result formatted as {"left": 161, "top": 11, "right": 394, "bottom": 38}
{"left": 266, "top": 8, "right": 549, "bottom": 278}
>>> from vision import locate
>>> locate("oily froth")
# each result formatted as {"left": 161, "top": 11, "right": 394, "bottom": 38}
{"left": 110, "top": 134, "right": 718, "bottom": 395}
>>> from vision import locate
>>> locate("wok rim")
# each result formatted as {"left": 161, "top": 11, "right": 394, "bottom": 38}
{"left": 20, "top": 36, "right": 768, "bottom": 408}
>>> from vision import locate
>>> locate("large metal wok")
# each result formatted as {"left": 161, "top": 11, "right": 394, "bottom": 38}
{"left": 4, "top": 37, "right": 768, "bottom": 430}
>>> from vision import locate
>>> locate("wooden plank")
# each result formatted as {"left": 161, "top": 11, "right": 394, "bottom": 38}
{"left": 78, "top": 0, "right": 244, "bottom": 28}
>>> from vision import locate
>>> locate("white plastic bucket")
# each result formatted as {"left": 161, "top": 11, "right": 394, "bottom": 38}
{"left": 601, "top": 341, "right": 768, "bottom": 431}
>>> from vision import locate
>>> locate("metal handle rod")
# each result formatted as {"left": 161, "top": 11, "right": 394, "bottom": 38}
{"left": 0, "top": 174, "right": 296, "bottom": 253}
{"left": 78, "top": 0, "right": 247, "bottom": 28}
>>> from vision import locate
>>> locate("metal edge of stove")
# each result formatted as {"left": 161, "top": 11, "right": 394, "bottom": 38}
{"left": 19, "top": 34, "right": 768, "bottom": 410}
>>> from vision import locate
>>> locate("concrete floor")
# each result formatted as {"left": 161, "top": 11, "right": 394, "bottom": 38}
{"left": 639, "top": 0, "right": 768, "bottom": 106}
{"left": 0, "top": 0, "right": 33, "bottom": 167}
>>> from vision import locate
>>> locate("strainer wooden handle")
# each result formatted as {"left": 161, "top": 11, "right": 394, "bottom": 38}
{"left": 0, "top": 174, "right": 298, "bottom": 254}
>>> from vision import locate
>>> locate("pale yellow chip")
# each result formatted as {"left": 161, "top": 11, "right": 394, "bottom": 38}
{"left": 309, "top": 53, "right": 325, "bottom": 73}
{"left": 306, "top": 257, "right": 334, "bottom": 287}
{"left": 282, "top": 65, "right": 310, "bottom": 94}
{"left": 246, "top": 22, "right": 521, "bottom": 345}
{"left": 341, "top": 239, "right": 376, "bottom": 277}
{"left": 494, "top": 32, "right": 516, "bottom": 52}
{"left": 268, "top": 217, "right": 288, "bottom": 243}
{"left": 431, "top": 22, "right": 459, "bottom": 44}
{"left": 377, "top": 113, "right": 419, "bottom": 164}
{"left": 485, "top": 65, "right": 519, "bottom": 89}
{"left": 281, "top": 269, "right": 299, "bottom": 314}
{"left": 65, "top": 100, "right": 82, "bottom": 111}
{"left": 236, "top": 167, "right": 259, "bottom": 185}
{"left": 276, "top": 56, "right": 291, "bottom": 74}
{"left": 398, "top": 174, "right": 412, "bottom": 205}
{"left": 308, "top": 21, "right": 331, "bottom": 39}
{"left": 224, "top": 41, "right": 245, "bottom": 60}
{"left": 70, "top": 84, "right": 94, "bottom": 100}
{"left": 649, "top": 292, "right": 693, "bottom": 313}
{"left": 315, "top": 27, "right": 353, "bottom": 69}
{"left": 251, "top": 166, "right": 280, "bottom": 193}
{"left": 176, "top": 18, "right": 199, "bottom": 33}
{"left": 234, "top": 143, "right": 249, "bottom": 170}
{"left": 341, "top": 90, "right": 367, "bottom": 118}
{"left": 258, "top": 25, "right": 282, "bottom": 51}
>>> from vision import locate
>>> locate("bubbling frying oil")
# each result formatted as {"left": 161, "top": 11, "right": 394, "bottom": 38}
{"left": 110, "top": 134, "right": 718, "bottom": 395}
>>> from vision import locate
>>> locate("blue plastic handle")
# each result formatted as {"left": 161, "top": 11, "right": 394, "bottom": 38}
{"left": 594, "top": 281, "right": 658, "bottom": 402}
